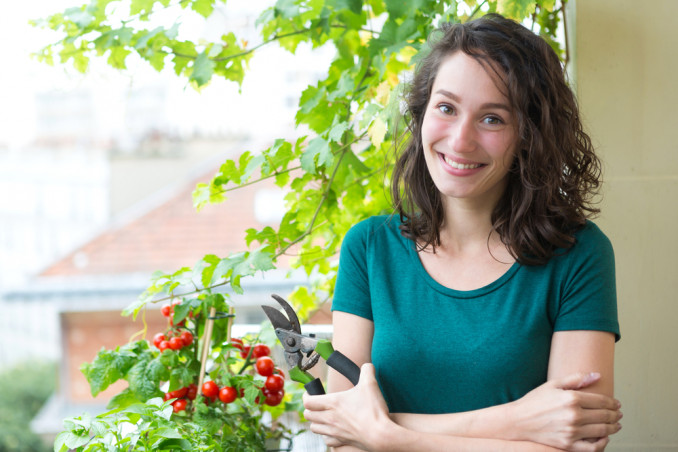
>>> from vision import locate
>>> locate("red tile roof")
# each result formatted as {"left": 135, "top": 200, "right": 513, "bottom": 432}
{"left": 40, "top": 169, "right": 288, "bottom": 277}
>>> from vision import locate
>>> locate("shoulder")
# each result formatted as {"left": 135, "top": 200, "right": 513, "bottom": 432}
{"left": 343, "top": 214, "right": 401, "bottom": 245}
{"left": 568, "top": 220, "right": 614, "bottom": 262}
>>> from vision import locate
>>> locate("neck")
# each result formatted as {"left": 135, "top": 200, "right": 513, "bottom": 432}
{"left": 437, "top": 193, "right": 504, "bottom": 256}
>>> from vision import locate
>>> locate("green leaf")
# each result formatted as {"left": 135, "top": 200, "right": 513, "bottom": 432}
{"left": 127, "top": 355, "right": 166, "bottom": 401}
{"left": 190, "top": 51, "right": 215, "bottom": 86}
{"left": 329, "top": 0, "right": 363, "bottom": 15}
{"left": 130, "top": 0, "right": 155, "bottom": 16}
{"left": 191, "top": 0, "right": 215, "bottom": 17}
{"left": 169, "top": 366, "right": 195, "bottom": 391}
{"left": 328, "top": 120, "right": 351, "bottom": 143}
{"left": 64, "top": 7, "right": 94, "bottom": 28}
{"left": 106, "top": 387, "right": 143, "bottom": 410}
{"left": 497, "top": 0, "right": 537, "bottom": 20}
{"left": 80, "top": 347, "right": 138, "bottom": 396}
{"left": 540, "top": 0, "right": 556, "bottom": 11}
{"left": 274, "top": 0, "right": 300, "bottom": 19}
{"left": 108, "top": 46, "right": 131, "bottom": 69}
{"left": 300, "top": 137, "right": 332, "bottom": 173}
{"left": 153, "top": 438, "right": 193, "bottom": 450}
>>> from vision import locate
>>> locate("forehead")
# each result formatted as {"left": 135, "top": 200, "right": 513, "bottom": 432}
{"left": 431, "top": 52, "right": 509, "bottom": 103}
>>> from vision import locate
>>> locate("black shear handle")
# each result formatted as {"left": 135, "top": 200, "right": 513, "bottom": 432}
{"left": 304, "top": 350, "right": 362, "bottom": 395}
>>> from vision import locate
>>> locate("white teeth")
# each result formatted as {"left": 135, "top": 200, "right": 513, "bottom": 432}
{"left": 443, "top": 155, "right": 482, "bottom": 170}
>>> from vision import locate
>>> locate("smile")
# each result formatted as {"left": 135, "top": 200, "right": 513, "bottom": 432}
{"left": 442, "top": 154, "right": 485, "bottom": 170}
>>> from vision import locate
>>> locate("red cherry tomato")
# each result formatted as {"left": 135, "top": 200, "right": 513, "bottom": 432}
{"left": 273, "top": 367, "right": 285, "bottom": 378}
{"left": 161, "top": 304, "right": 172, "bottom": 317}
{"left": 255, "top": 356, "right": 275, "bottom": 377}
{"left": 202, "top": 381, "right": 219, "bottom": 399}
{"left": 264, "top": 389, "right": 284, "bottom": 406}
{"left": 186, "top": 383, "right": 198, "bottom": 400}
{"left": 218, "top": 386, "right": 237, "bottom": 404}
{"left": 152, "top": 333, "right": 166, "bottom": 348}
{"left": 163, "top": 392, "right": 172, "bottom": 401}
{"left": 172, "top": 398, "right": 187, "bottom": 412}
{"left": 158, "top": 340, "right": 170, "bottom": 352}
{"left": 265, "top": 374, "right": 285, "bottom": 392}
{"left": 252, "top": 343, "right": 271, "bottom": 358}
{"left": 168, "top": 386, "right": 188, "bottom": 399}
{"left": 180, "top": 331, "right": 193, "bottom": 346}
{"left": 169, "top": 337, "right": 184, "bottom": 350}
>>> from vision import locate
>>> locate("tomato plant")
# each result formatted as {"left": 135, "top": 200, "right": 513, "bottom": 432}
{"left": 62, "top": 293, "right": 303, "bottom": 451}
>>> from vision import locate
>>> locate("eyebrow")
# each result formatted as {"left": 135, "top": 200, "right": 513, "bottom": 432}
{"left": 434, "top": 89, "right": 512, "bottom": 112}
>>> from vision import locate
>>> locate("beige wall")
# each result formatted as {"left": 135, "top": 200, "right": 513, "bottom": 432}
{"left": 572, "top": 0, "right": 678, "bottom": 450}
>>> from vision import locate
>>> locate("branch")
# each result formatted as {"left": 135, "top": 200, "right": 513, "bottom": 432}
{"left": 469, "top": 0, "right": 488, "bottom": 20}
{"left": 208, "top": 165, "right": 303, "bottom": 197}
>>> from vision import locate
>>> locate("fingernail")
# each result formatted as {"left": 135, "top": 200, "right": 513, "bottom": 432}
{"left": 616, "top": 400, "right": 622, "bottom": 409}
{"left": 617, "top": 423, "right": 622, "bottom": 430}
{"left": 618, "top": 411, "right": 623, "bottom": 420}
{"left": 582, "top": 372, "right": 600, "bottom": 386}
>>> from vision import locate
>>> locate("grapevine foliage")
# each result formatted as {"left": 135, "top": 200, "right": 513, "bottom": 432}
{"left": 34, "top": 0, "right": 568, "bottom": 318}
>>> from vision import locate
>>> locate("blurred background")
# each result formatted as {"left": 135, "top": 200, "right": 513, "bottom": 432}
{"left": 1, "top": 0, "right": 677, "bottom": 451}
{"left": 0, "top": 1, "right": 331, "bottom": 450}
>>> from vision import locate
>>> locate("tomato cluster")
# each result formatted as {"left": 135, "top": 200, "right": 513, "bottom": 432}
{"left": 230, "top": 338, "right": 286, "bottom": 406}
{"left": 163, "top": 383, "right": 198, "bottom": 412}
{"left": 152, "top": 300, "right": 195, "bottom": 352}
{"left": 153, "top": 299, "right": 287, "bottom": 414}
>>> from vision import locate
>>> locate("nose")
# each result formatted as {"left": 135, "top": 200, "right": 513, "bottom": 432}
{"left": 448, "top": 117, "right": 477, "bottom": 153}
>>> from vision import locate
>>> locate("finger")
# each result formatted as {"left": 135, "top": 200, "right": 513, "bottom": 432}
{"left": 358, "top": 362, "right": 376, "bottom": 384}
{"left": 571, "top": 436, "right": 610, "bottom": 452}
{"left": 552, "top": 372, "right": 601, "bottom": 390}
{"left": 575, "top": 422, "right": 622, "bottom": 441}
{"left": 324, "top": 436, "right": 344, "bottom": 448}
{"left": 303, "top": 391, "right": 334, "bottom": 411}
{"left": 575, "top": 392, "right": 621, "bottom": 411}
{"left": 576, "top": 407, "right": 623, "bottom": 425}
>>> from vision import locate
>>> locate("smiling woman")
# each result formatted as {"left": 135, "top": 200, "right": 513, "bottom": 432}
{"left": 303, "top": 13, "right": 621, "bottom": 452}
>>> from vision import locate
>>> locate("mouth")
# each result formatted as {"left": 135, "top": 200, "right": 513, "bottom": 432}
{"left": 441, "top": 154, "right": 486, "bottom": 170}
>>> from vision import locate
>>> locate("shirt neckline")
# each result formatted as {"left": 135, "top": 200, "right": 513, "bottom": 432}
{"left": 403, "top": 231, "right": 522, "bottom": 299}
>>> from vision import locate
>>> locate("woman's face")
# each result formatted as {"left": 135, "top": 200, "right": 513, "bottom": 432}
{"left": 421, "top": 51, "right": 518, "bottom": 209}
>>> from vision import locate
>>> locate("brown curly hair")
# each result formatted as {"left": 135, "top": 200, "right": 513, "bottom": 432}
{"left": 391, "top": 13, "right": 601, "bottom": 265}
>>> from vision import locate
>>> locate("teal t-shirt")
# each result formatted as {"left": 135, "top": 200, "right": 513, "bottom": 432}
{"left": 331, "top": 215, "right": 619, "bottom": 414}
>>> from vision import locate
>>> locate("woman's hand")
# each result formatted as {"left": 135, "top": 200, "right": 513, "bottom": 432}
{"left": 507, "top": 372, "right": 622, "bottom": 451}
{"left": 303, "top": 363, "right": 392, "bottom": 452}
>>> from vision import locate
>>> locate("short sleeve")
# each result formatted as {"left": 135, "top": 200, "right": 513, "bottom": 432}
{"left": 331, "top": 219, "right": 373, "bottom": 321}
{"left": 554, "top": 222, "right": 620, "bottom": 341}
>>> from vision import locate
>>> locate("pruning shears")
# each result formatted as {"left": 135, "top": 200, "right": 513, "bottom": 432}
{"left": 261, "top": 294, "right": 361, "bottom": 395}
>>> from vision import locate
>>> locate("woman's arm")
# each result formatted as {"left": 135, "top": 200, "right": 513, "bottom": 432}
{"left": 390, "top": 331, "right": 620, "bottom": 450}
{"left": 306, "top": 363, "right": 606, "bottom": 452}
{"left": 313, "top": 312, "right": 619, "bottom": 451}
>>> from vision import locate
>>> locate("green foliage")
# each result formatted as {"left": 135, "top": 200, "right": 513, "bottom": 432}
{"left": 34, "top": 0, "right": 568, "bottom": 321}
{"left": 0, "top": 361, "right": 56, "bottom": 452}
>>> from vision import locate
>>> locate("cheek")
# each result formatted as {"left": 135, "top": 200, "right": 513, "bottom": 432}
{"left": 421, "top": 113, "right": 446, "bottom": 146}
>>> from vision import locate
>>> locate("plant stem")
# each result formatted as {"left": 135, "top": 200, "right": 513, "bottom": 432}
{"left": 197, "top": 307, "right": 217, "bottom": 392}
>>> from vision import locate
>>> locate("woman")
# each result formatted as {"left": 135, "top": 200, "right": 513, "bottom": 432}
{"left": 303, "top": 13, "right": 621, "bottom": 452}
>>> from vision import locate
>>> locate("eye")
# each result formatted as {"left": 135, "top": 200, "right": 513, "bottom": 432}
{"left": 437, "top": 103, "right": 454, "bottom": 115}
{"left": 482, "top": 115, "right": 504, "bottom": 125}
